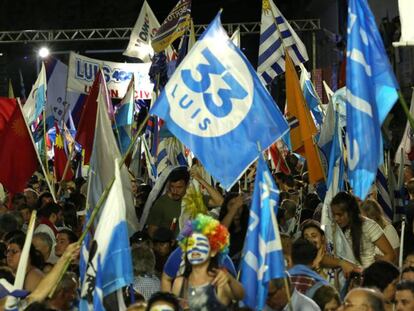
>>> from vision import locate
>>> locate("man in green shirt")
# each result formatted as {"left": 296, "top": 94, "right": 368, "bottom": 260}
{"left": 147, "top": 166, "right": 224, "bottom": 237}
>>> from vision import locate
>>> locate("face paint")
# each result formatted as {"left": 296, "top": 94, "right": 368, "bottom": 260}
{"left": 149, "top": 305, "right": 175, "bottom": 311}
{"left": 186, "top": 233, "right": 210, "bottom": 265}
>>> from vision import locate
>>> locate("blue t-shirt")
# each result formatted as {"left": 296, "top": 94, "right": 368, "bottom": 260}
{"left": 163, "top": 247, "right": 237, "bottom": 278}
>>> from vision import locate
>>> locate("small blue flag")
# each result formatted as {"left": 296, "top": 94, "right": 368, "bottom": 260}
{"left": 240, "top": 155, "right": 285, "bottom": 310}
{"left": 346, "top": 0, "right": 398, "bottom": 199}
{"left": 150, "top": 12, "right": 289, "bottom": 189}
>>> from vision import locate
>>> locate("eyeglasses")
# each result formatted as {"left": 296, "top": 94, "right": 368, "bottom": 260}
{"left": 341, "top": 301, "right": 368, "bottom": 309}
{"left": 6, "top": 249, "right": 20, "bottom": 255}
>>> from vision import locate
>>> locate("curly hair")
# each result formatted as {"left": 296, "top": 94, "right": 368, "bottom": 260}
{"left": 178, "top": 213, "right": 230, "bottom": 264}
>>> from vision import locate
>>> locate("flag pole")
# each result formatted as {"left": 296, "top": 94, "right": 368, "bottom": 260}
{"left": 56, "top": 147, "right": 75, "bottom": 198}
{"left": 399, "top": 216, "right": 406, "bottom": 269}
{"left": 398, "top": 90, "right": 414, "bottom": 131}
{"left": 17, "top": 99, "right": 57, "bottom": 202}
{"left": 43, "top": 105, "right": 51, "bottom": 185}
{"left": 4, "top": 210, "right": 37, "bottom": 309}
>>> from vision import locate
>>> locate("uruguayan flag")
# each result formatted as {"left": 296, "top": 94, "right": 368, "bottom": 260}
{"left": 258, "top": 0, "right": 309, "bottom": 84}
{"left": 81, "top": 159, "right": 134, "bottom": 305}
{"left": 150, "top": 12, "right": 289, "bottom": 190}
{"left": 346, "top": 0, "right": 399, "bottom": 200}
{"left": 23, "top": 62, "right": 47, "bottom": 125}
{"left": 240, "top": 155, "right": 285, "bottom": 310}
{"left": 376, "top": 166, "right": 393, "bottom": 220}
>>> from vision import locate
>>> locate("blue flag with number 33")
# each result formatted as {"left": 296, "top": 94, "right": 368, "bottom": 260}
{"left": 150, "top": 12, "right": 289, "bottom": 189}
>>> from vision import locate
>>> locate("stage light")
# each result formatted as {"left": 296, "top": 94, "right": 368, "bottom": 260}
{"left": 38, "top": 47, "right": 50, "bottom": 58}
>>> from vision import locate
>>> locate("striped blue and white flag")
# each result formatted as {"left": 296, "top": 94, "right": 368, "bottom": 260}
{"left": 156, "top": 133, "right": 187, "bottom": 177}
{"left": 376, "top": 166, "right": 393, "bottom": 220}
{"left": 150, "top": 12, "right": 289, "bottom": 189}
{"left": 258, "top": 0, "right": 309, "bottom": 84}
{"left": 346, "top": 0, "right": 399, "bottom": 200}
{"left": 240, "top": 155, "right": 285, "bottom": 310}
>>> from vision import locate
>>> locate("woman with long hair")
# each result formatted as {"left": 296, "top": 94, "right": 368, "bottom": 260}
{"left": 172, "top": 214, "right": 238, "bottom": 310}
{"left": 330, "top": 192, "right": 395, "bottom": 268}
{"left": 361, "top": 199, "right": 399, "bottom": 262}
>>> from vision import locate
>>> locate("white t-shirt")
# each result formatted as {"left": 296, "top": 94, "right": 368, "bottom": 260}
{"left": 375, "top": 223, "right": 400, "bottom": 256}
{"left": 344, "top": 217, "right": 384, "bottom": 268}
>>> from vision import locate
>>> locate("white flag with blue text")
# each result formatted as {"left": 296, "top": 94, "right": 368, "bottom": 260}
{"left": 346, "top": 0, "right": 398, "bottom": 199}
{"left": 150, "top": 12, "right": 289, "bottom": 189}
{"left": 123, "top": 0, "right": 160, "bottom": 62}
{"left": 23, "top": 62, "right": 47, "bottom": 125}
{"left": 45, "top": 58, "right": 69, "bottom": 129}
{"left": 240, "top": 155, "right": 285, "bottom": 310}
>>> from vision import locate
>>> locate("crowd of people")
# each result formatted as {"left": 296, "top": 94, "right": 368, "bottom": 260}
{"left": 0, "top": 157, "right": 414, "bottom": 311}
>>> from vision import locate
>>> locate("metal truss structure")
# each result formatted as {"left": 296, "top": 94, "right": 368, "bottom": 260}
{"left": 0, "top": 19, "right": 320, "bottom": 44}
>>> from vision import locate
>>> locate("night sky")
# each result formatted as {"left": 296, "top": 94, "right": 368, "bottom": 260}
{"left": 0, "top": 0, "right": 313, "bottom": 30}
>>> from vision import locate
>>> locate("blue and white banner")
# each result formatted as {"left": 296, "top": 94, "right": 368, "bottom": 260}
{"left": 240, "top": 155, "right": 285, "bottom": 310}
{"left": 22, "top": 62, "right": 47, "bottom": 125}
{"left": 67, "top": 52, "right": 153, "bottom": 99}
{"left": 346, "top": 0, "right": 398, "bottom": 199}
{"left": 300, "top": 64, "right": 324, "bottom": 127}
{"left": 150, "top": 12, "right": 289, "bottom": 189}
{"left": 81, "top": 159, "right": 134, "bottom": 301}
{"left": 45, "top": 58, "right": 70, "bottom": 129}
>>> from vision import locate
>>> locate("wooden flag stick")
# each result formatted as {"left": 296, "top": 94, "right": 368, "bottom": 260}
{"left": 56, "top": 147, "right": 76, "bottom": 198}
{"left": 398, "top": 90, "right": 414, "bottom": 131}
{"left": 17, "top": 99, "right": 56, "bottom": 202}
{"left": 49, "top": 113, "right": 150, "bottom": 298}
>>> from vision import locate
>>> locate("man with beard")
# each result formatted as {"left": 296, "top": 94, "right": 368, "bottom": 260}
{"left": 147, "top": 166, "right": 223, "bottom": 238}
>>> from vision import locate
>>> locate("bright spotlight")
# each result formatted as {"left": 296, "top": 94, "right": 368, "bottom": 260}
{"left": 38, "top": 47, "right": 50, "bottom": 58}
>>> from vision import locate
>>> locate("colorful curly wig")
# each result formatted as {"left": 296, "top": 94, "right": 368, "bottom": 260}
{"left": 178, "top": 213, "right": 230, "bottom": 264}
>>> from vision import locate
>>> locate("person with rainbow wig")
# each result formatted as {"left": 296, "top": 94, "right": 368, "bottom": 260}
{"left": 171, "top": 214, "right": 239, "bottom": 310}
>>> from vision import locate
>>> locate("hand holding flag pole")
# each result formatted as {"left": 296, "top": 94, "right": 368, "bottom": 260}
{"left": 49, "top": 92, "right": 154, "bottom": 298}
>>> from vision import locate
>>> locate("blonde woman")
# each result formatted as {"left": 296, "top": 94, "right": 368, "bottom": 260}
{"left": 361, "top": 199, "right": 399, "bottom": 263}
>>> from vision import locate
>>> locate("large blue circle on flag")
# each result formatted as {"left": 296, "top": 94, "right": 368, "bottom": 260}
{"left": 166, "top": 36, "right": 254, "bottom": 138}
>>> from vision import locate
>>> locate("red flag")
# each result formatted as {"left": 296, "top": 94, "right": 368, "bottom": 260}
{"left": 0, "top": 98, "right": 38, "bottom": 193}
{"left": 54, "top": 124, "right": 74, "bottom": 181}
{"left": 269, "top": 143, "right": 290, "bottom": 175}
{"left": 75, "top": 72, "right": 101, "bottom": 164}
